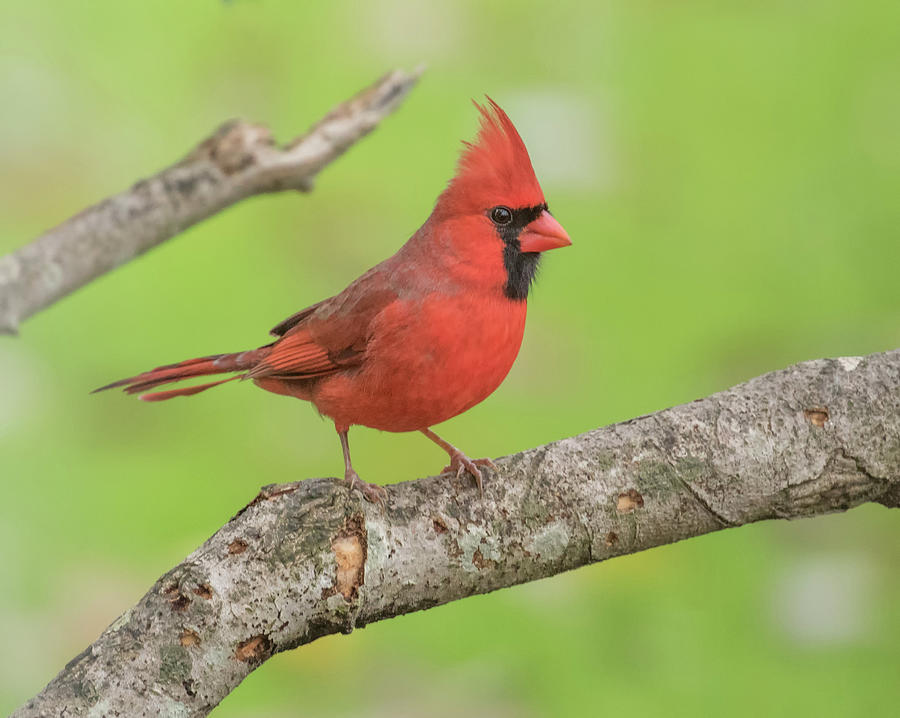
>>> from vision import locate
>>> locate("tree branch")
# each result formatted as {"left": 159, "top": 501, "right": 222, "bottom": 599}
{"left": 0, "top": 67, "right": 423, "bottom": 335}
{"left": 14, "top": 349, "right": 899, "bottom": 717}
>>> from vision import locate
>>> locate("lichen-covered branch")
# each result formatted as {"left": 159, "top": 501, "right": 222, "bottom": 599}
{"left": 14, "top": 350, "right": 900, "bottom": 717}
{"left": 0, "top": 67, "right": 422, "bottom": 335}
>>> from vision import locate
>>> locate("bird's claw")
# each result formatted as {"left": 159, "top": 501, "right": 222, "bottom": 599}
{"left": 442, "top": 453, "right": 496, "bottom": 496}
{"left": 345, "top": 470, "right": 387, "bottom": 505}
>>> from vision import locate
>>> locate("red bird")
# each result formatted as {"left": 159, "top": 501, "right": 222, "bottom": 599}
{"left": 97, "top": 99, "right": 571, "bottom": 502}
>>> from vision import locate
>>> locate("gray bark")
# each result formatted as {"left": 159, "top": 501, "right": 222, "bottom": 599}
{"left": 0, "top": 67, "right": 422, "bottom": 335}
{"left": 14, "top": 349, "right": 899, "bottom": 717}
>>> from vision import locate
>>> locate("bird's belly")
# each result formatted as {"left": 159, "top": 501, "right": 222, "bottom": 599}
{"left": 312, "top": 294, "right": 527, "bottom": 432}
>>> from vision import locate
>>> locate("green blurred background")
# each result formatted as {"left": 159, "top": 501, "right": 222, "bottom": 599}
{"left": 1, "top": 1, "right": 898, "bottom": 715}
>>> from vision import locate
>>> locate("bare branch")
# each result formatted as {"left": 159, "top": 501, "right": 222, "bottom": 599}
{"left": 14, "top": 349, "right": 899, "bottom": 717}
{"left": 0, "top": 67, "right": 423, "bottom": 335}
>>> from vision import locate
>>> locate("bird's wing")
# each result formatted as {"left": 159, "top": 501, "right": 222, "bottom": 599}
{"left": 268, "top": 301, "right": 323, "bottom": 337}
{"left": 250, "top": 267, "right": 399, "bottom": 381}
{"left": 248, "top": 331, "right": 345, "bottom": 380}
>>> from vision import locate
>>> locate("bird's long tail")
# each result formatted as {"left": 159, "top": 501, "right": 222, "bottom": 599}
{"left": 93, "top": 348, "right": 270, "bottom": 401}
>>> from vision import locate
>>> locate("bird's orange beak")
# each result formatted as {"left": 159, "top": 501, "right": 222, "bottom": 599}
{"left": 518, "top": 210, "right": 572, "bottom": 253}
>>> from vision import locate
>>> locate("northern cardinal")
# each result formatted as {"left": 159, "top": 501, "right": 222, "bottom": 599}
{"left": 96, "top": 99, "right": 571, "bottom": 502}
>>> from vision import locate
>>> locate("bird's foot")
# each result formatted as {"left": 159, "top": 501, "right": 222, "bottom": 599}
{"left": 345, "top": 470, "right": 387, "bottom": 504}
{"left": 442, "top": 453, "right": 497, "bottom": 495}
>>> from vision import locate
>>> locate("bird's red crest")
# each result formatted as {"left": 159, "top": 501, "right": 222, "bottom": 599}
{"left": 436, "top": 98, "right": 545, "bottom": 216}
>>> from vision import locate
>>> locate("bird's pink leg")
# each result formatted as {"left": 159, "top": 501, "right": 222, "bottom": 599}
{"left": 420, "top": 428, "right": 496, "bottom": 495}
{"left": 337, "top": 425, "right": 387, "bottom": 504}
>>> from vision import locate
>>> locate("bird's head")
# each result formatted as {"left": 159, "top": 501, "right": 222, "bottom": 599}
{"left": 432, "top": 98, "right": 571, "bottom": 300}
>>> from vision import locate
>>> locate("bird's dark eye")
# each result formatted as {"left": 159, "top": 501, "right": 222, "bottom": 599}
{"left": 490, "top": 206, "right": 513, "bottom": 225}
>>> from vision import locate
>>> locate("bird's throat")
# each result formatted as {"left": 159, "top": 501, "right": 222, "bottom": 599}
{"left": 503, "top": 243, "right": 540, "bottom": 301}
{"left": 495, "top": 204, "right": 546, "bottom": 301}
